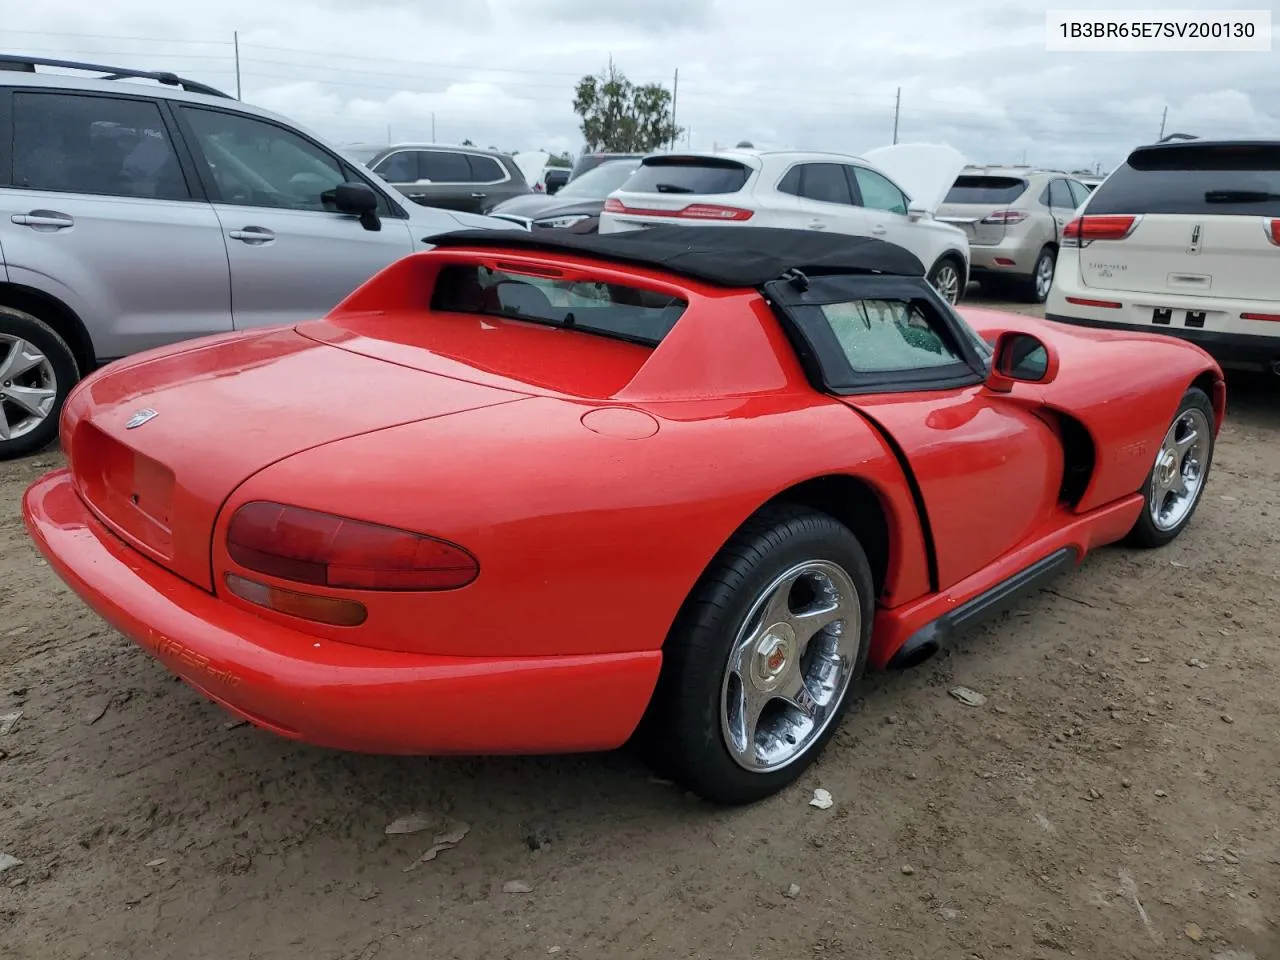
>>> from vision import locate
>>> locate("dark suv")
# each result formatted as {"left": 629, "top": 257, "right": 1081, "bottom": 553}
{"left": 569, "top": 152, "right": 645, "bottom": 182}
{"left": 347, "top": 144, "right": 530, "bottom": 214}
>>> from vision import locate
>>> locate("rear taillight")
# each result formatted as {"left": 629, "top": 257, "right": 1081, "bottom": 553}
{"left": 1065, "top": 296, "right": 1122, "bottom": 309}
{"left": 603, "top": 198, "right": 753, "bottom": 222}
{"left": 1242, "top": 312, "right": 1280, "bottom": 322}
{"left": 226, "top": 501, "right": 478, "bottom": 592}
{"left": 1062, "top": 215, "right": 1138, "bottom": 247}
{"left": 1266, "top": 220, "right": 1280, "bottom": 246}
{"left": 981, "top": 209, "right": 1028, "bottom": 225}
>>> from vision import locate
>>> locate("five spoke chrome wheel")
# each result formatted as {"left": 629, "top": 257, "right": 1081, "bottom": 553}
{"left": 0, "top": 334, "right": 58, "bottom": 442}
{"left": 931, "top": 262, "right": 961, "bottom": 304}
{"left": 1150, "top": 406, "right": 1211, "bottom": 532}
{"left": 720, "top": 560, "right": 861, "bottom": 772}
{"left": 1034, "top": 252, "right": 1055, "bottom": 301}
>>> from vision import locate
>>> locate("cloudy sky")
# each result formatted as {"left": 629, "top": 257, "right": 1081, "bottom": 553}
{"left": 8, "top": 0, "right": 1278, "bottom": 172}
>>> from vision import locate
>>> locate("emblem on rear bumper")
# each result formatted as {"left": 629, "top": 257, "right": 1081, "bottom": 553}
{"left": 126, "top": 408, "right": 158, "bottom": 429}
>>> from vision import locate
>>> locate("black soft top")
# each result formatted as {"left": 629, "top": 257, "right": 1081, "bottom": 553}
{"left": 423, "top": 225, "right": 926, "bottom": 288}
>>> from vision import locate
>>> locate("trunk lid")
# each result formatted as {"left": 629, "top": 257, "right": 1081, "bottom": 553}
{"left": 1077, "top": 141, "right": 1280, "bottom": 301}
{"left": 65, "top": 327, "right": 524, "bottom": 591}
{"left": 935, "top": 174, "right": 1032, "bottom": 246}
{"left": 601, "top": 154, "right": 757, "bottom": 233}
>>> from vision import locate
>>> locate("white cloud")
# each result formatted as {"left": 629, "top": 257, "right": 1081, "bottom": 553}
{"left": 6, "top": 0, "right": 1277, "bottom": 171}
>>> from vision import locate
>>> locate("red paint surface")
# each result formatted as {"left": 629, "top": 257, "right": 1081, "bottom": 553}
{"left": 24, "top": 245, "right": 1225, "bottom": 756}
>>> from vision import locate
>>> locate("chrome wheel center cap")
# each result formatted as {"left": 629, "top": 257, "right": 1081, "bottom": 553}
{"left": 1158, "top": 451, "right": 1178, "bottom": 486}
{"left": 752, "top": 622, "right": 796, "bottom": 691}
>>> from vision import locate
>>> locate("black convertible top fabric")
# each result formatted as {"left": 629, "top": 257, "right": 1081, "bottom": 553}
{"left": 422, "top": 225, "right": 926, "bottom": 287}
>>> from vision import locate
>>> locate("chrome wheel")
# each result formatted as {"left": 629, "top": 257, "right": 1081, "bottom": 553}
{"left": 720, "top": 560, "right": 861, "bottom": 773}
{"left": 1149, "top": 407, "right": 1211, "bottom": 532}
{"left": 1034, "top": 252, "right": 1055, "bottom": 300}
{"left": 931, "top": 262, "right": 961, "bottom": 304}
{"left": 0, "top": 335, "right": 57, "bottom": 442}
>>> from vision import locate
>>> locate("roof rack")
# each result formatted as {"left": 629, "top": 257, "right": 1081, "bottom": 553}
{"left": 0, "top": 54, "right": 232, "bottom": 99}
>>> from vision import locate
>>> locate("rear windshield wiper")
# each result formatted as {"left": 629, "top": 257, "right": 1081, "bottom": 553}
{"left": 1204, "top": 189, "right": 1280, "bottom": 203}
{"left": 654, "top": 183, "right": 695, "bottom": 193}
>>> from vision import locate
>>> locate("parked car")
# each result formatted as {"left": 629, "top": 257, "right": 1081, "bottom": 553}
{"left": 0, "top": 55, "right": 513, "bottom": 460}
{"left": 569, "top": 151, "right": 645, "bottom": 181}
{"left": 489, "top": 158, "right": 643, "bottom": 232}
{"left": 598, "top": 146, "right": 971, "bottom": 304}
{"left": 1076, "top": 174, "right": 1105, "bottom": 192}
{"left": 936, "top": 169, "right": 1093, "bottom": 303}
{"left": 345, "top": 143, "right": 531, "bottom": 214}
{"left": 24, "top": 225, "right": 1224, "bottom": 805}
{"left": 1047, "top": 139, "right": 1280, "bottom": 375}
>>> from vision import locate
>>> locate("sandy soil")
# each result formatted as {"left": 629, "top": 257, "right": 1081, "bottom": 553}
{"left": 1, "top": 299, "right": 1277, "bottom": 960}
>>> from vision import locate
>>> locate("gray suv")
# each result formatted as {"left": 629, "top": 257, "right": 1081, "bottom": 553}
{"left": 936, "top": 168, "right": 1092, "bottom": 303}
{"left": 345, "top": 144, "right": 531, "bottom": 214}
{"left": 0, "top": 55, "right": 511, "bottom": 460}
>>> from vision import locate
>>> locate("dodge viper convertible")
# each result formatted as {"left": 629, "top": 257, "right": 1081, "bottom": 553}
{"left": 23, "top": 226, "right": 1225, "bottom": 805}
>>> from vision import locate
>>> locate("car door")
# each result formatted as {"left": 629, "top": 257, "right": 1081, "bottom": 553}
{"left": 764, "top": 273, "right": 1062, "bottom": 590}
{"left": 0, "top": 88, "right": 232, "bottom": 360}
{"left": 774, "top": 162, "right": 870, "bottom": 234}
{"left": 465, "top": 153, "right": 521, "bottom": 212}
{"left": 847, "top": 165, "right": 921, "bottom": 255}
{"left": 174, "top": 105, "right": 417, "bottom": 330}
{"left": 398, "top": 150, "right": 484, "bottom": 213}
{"left": 1044, "top": 178, "right": 1077, "bottom": 241}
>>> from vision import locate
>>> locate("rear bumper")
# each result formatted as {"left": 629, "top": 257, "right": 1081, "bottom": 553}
{"left": 1045, "top": 313, "right": 1280, "bottom": 372}
{"left": 23, "top": 469, "right": 661, "bottom": 755}
{"left": 967, "top": 236, "right": 1041, "bottom": 276}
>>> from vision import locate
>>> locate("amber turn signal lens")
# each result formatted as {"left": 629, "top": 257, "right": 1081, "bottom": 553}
{"left": 223, "top": 573, "right": 368, "bottom": 626}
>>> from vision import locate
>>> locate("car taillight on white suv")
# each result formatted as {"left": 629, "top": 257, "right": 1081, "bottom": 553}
{"left": 602, "top": 198, "right": 755, "bottom": 221}
{"left": 1061, "top": 214, "right": 1140, "bottom": 247}
{"left": 1266, "top": 219, "right": 1280, "bottom": 245}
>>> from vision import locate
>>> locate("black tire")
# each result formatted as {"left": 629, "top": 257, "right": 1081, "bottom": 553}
{"left": 927, "top": 255, "right": 965, "bottom": 305}
{"left": 0, "top": 306, "right": 79, "bottom": 461}
{"left": 1021, "top": 246, "right": 1057, "bottom": 304}
{"left": 641, "top": 504, "right": 875, "bottom": 805}
{"left": 1125, "top": 387, "right": 1216, "bottom": 548}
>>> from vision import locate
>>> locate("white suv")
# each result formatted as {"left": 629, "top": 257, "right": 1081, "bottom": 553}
{"left": 1047, "top": 139, "right": 1280, "bottom": 374}
{"left": 598, "top": 146, "right": 971, "bottom": 303}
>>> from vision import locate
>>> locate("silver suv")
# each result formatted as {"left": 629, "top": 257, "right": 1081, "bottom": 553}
{"left": 936, "top": 168, "right": 1092, "bottom": 303}
{"left": 0, "top": 55, "right": 511, "bottom": 460}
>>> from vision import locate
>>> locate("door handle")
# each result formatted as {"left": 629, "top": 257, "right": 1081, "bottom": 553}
{"left": 871, "top": 225, "right": 888, "bottom": 236}
{"left": 228, "top": 227, "right": 275, "bottom": 245}
{"left": 470, "top": 192, "right": 487, "bottom": 199}
{"left": 807, "top": 219, "right": 827, "bottom": 230}
{"left": 11, "top": 211, "right": 74, "bottom": 229}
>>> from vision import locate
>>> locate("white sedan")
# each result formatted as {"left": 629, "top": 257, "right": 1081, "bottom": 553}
{"left": 598, "top": 145, "right": 971, "bottom": 303}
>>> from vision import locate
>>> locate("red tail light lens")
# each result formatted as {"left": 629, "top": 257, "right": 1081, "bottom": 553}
{"left": 602, "top": 198, "right": 753, "bottom": 221}
{"left": 1063, "top": 215, "right": 1138, "bottom": 246}
{"left": 1266, "top": 220, "right": 1280, "bottom": 245}
{"left": 226, "top": 502, "right": 478, "bottom": 591}
{"left": 981, "top": 209, "right": 1028, "bottom": 225}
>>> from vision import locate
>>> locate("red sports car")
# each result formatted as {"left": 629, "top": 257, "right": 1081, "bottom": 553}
{"left": 24, "top": 226, "right": 1225, "bottom": 805}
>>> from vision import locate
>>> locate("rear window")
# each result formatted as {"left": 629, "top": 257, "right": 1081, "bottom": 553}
{"left": 623, "top": 157, "right": 751, "bottom": 195}
{"left": 1088, "top": 143, "right": 1280, "bottom": 217}
{"left": 431, "top": 265, "right": 687, "bottom": 347}
{"left": 943, "top": 176, "right": 1028, "bottom": 205}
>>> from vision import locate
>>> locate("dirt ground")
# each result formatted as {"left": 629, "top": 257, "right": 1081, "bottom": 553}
{"left": 1, "top": 298, "right": 1277, "bottom": 960}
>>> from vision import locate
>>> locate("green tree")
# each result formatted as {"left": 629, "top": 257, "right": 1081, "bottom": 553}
{"left": 461, "top": 138, "right": 475, "bottom": 146}
{"left": 573, "top": 60, "right": 681, "bottom": 152}
{"left": 546, "top": 151, "right": 573, "bottom": 168}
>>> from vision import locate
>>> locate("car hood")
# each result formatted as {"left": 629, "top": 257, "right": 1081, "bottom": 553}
{"left": 489, "top": 194, "right": 604, "bottom": 219}
{"left": 861, "top": 143, "right": 968, "bottom": 213}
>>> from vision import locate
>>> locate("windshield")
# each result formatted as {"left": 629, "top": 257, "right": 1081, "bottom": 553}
{"left": 557, "top": 161, "right": 642, "bottom": 199}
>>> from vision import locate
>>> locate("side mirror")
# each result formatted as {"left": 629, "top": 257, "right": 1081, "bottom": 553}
{"left": 907, "top": 204, "right": 928, "bottom": 221}
{"left": 327, "top": 182, "right": 381, "bottom": 231}
{"left": 986, "top": 331, "right": 1059, "bottom": 393}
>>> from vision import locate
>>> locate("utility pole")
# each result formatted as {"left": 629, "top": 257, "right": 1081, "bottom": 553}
{"left": 431, "top": 112, "right": 436, "bottom": 142}
{"left": 1158, "top": 105, "right": 1168, "bottom": 140}
{"left": 892, "top": 87, "right": 901, "bottom": 144}
{"left": 233, "top": 31, "right": 242, "bottom": 100}
{"left": 670, "top": 67, "right": 679, "bottom": 151}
